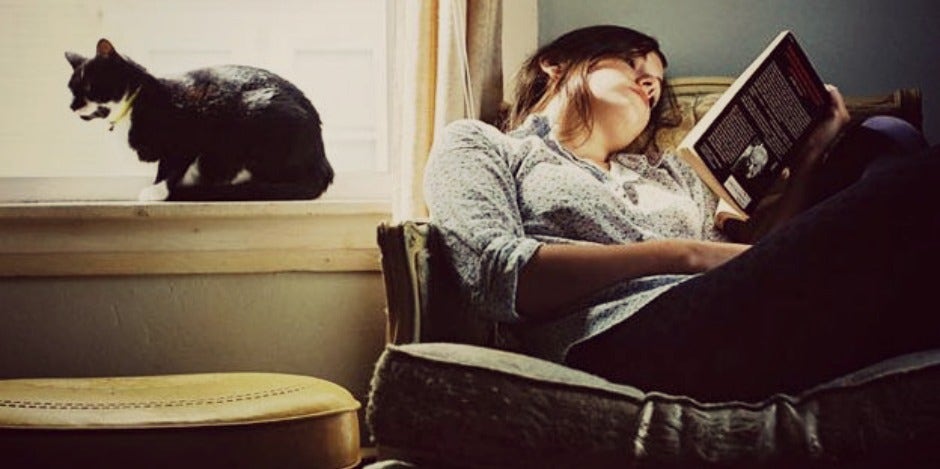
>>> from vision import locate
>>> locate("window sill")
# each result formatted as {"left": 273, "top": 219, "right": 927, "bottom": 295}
{"left": 0, "top": 200, "right": 391, "bottom": 277}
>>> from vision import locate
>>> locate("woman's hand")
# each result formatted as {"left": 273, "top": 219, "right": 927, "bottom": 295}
{"left": 793, "top": 84, "right": 851, "bottom": 173}
{"left": 717, "top": 168, "right": 790, "bottom": 243}
{"left": 682, "top": 239, "right": 751, "bottom": 272}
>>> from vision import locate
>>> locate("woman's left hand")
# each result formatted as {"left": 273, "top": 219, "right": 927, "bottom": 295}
{"left": 793, "top": 84, "right": 851, "bottom": 172}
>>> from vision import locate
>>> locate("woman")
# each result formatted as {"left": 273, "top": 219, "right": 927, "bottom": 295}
{"left": 423, "top": 25, "right": 938, "bottom": 401}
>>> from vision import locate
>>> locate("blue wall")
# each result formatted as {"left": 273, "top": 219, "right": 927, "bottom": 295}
{"left": 539, "top": 0, "right": 940, "bottom": 142}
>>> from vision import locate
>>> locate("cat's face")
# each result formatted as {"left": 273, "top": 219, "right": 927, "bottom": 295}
{"left": 65, "top": 39, "right": 137, "bottom": 123}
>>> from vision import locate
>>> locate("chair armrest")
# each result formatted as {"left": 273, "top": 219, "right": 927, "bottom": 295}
{"left": 377, "top": 221, "right": 430, "bottom": 345}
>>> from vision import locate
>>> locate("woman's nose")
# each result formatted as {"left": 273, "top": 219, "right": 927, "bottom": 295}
{"left": 637, "top": 77, "right": 657, "bottom": 99}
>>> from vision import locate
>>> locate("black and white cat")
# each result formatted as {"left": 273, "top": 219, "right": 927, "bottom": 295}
{"left": 65, "top": 39, "right": 334, "bottom": 201}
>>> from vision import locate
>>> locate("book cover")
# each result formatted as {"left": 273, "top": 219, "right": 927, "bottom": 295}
{"left": 676, "top": 31, "right": 830, "bottom": 218}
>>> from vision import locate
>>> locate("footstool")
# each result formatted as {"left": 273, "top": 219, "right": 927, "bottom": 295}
{"left": 0, "top": 372, "right": 361, "bottom": 468}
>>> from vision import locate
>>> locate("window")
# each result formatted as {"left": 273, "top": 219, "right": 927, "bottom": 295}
{"left": 0, "top": 0, "right": 390, "bottom": 202}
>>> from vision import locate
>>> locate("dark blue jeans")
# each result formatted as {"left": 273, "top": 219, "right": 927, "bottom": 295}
{"left": 567, "top": 117, "right": 940, "bottom": 401}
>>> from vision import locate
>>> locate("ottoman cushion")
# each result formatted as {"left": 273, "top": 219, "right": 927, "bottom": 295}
{"left": 1, "top": 372, "right": 361, "bottom": 468}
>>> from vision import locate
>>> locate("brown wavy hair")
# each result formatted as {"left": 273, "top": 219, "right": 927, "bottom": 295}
{"left": 505, "top": 25, "right": 681, "bottom": 155}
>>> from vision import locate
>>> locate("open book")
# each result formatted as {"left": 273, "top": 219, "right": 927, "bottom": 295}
{"left": 676, "top": 31, "right": 830, "bottom": 219}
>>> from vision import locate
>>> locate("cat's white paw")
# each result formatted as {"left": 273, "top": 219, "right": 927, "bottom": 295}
{"left": 138, "top": 181, "right": 169, "bottom": 201}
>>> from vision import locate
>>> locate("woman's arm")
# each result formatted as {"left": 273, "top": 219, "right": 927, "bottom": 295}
{"left": 516, "top": 239, "right": 749, "bottom": 319}
{"left": 424, "top": 120, "right": 542, "bottom": 324}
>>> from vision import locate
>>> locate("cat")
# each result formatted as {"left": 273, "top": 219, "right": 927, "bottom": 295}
{"left": 65, "top": 39, "right": 334, "bottom": 201}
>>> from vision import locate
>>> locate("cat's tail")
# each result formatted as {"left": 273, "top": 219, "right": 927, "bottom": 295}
{"left": 166, "top": 181, "right": 327, "bottom": 201}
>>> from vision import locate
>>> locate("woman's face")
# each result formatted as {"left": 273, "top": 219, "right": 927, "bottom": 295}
{"left": 585, "top": 52, "right": 664, "bottom": 151}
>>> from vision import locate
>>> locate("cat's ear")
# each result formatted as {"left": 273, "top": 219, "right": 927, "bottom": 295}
{"left": 65, "top": 51, "right": 86, "bottom": 70}
{"left": 96, "top": 38, "right": 117, "bottom": 59}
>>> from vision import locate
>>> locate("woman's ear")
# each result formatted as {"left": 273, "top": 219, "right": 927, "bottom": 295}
{"left": 539, "top": 59, "right": 561, "bottom": 79}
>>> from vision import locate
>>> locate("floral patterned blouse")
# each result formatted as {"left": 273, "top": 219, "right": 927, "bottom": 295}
{"left": 423, "top": 115, "right": 728, "bottom": 363}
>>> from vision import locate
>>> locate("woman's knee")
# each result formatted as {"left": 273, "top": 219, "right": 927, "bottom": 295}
{"left": 856, "top": 115, "right": 928, "bottom": 157}
{"left": 812, "top": 115, "right": 928, "bottom": 200}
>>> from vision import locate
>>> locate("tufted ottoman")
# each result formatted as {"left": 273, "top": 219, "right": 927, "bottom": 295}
{"left": 0, "top": 372, "right": 361, "bottom": 468}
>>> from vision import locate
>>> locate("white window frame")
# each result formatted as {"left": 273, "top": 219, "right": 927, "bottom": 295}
{"left": 0, "top": 0, "right": 392, "bottom": 203}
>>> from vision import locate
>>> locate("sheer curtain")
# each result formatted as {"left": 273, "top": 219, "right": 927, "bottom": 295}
{"left": 390, "top": 0, "right": 503, "bottom": 221}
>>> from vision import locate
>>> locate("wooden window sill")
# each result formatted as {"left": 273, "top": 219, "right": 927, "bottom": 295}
{"left": 0, "top": 200, "right": 390, "bottom": 277}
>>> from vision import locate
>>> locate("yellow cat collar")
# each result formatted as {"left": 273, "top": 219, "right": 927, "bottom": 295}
{"left": 109, "top": 86, "right": 141, "bottom": 132}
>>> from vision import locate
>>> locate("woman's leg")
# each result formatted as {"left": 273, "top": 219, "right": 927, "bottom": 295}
{"left": 810, "top": 115, "right": 929, "bottom": 203}
{"left": 568, "top": 121, "right": 938, "bottom": 401}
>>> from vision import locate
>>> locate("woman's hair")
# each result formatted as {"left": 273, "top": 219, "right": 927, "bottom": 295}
{"left": 505, "top": 25, "right": 681, "bottom": 154}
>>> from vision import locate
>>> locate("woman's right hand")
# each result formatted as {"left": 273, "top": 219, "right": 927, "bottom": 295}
{"left": 717, "top": 169, "right": 791, "bottom": 243}
{"left": 681, "top": 239, "right": 751, "bottom": 273}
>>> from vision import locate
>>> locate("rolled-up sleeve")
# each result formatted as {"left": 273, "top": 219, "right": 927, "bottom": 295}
{"left": 424, "top": 120, "right": 541, "bottom": 323}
